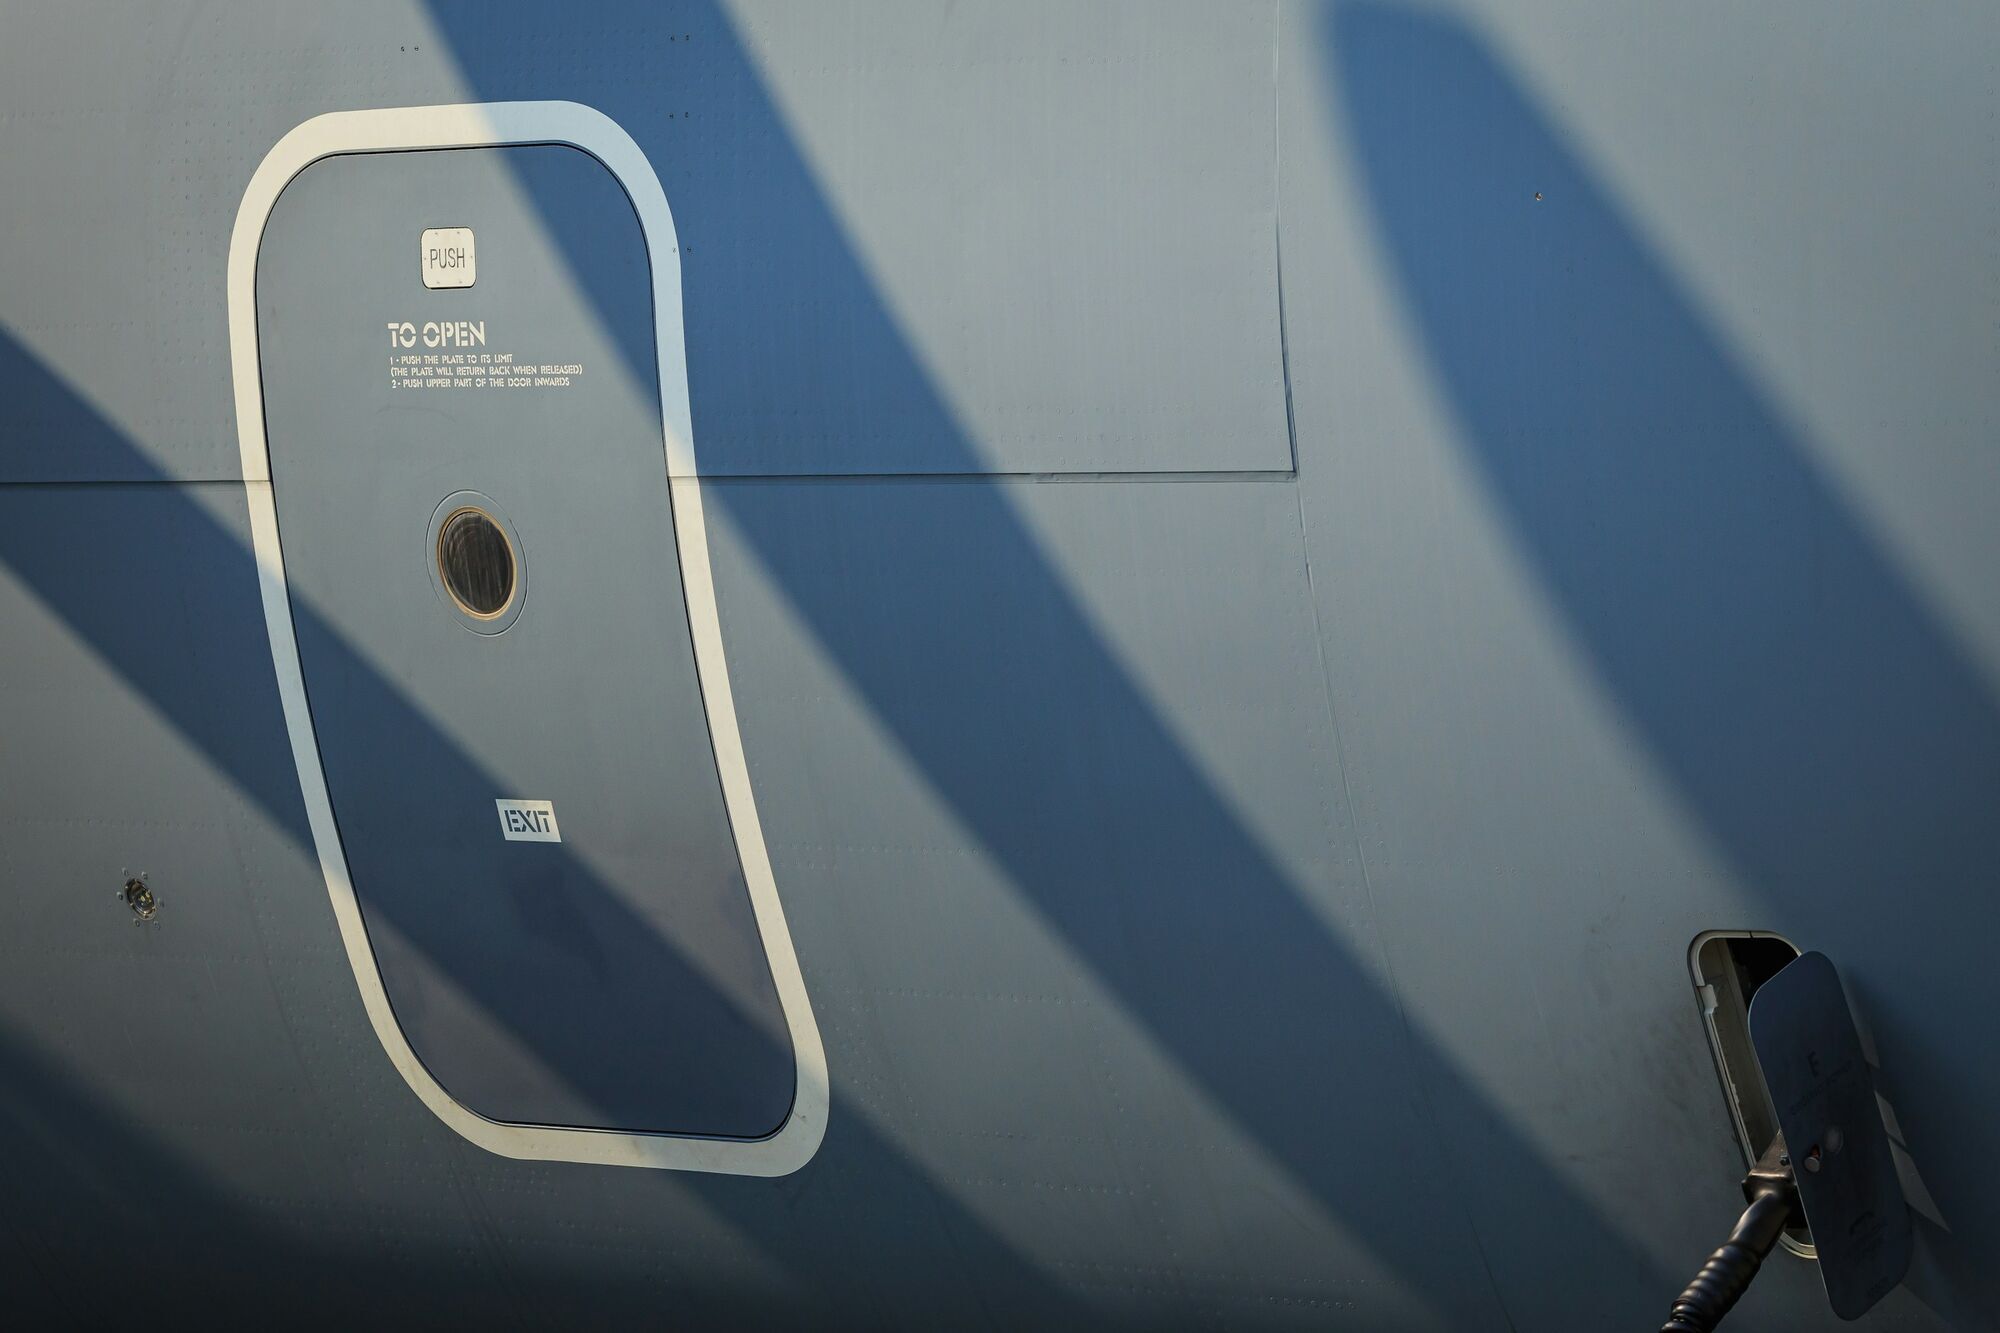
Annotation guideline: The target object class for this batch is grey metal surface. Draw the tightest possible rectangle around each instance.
[257,144,794,1135]
[0,0,1286,481]
[1,0,1998,1327]
[1278,1,1999,1327]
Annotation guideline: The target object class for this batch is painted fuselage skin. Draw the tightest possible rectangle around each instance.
[2,2,1996,1328]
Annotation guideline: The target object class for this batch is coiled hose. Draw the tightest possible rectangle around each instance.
[1659,1187,1793,1332]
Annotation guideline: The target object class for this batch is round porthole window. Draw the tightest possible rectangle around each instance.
[437,507,515,618]
[426,491,527,633]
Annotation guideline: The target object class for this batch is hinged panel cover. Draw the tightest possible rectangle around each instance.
[1750,952,1912,1319]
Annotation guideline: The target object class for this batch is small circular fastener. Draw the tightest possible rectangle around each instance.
[122,876,158,922]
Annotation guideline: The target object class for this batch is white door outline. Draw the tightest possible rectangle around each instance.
[228,102,828,1175]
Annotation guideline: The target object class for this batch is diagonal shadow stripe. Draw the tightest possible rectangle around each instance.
[1331,1,2000,1318]
[424,1,1677,1322]
[0,1021,847,1328]
[0,1022,317,1327]
[0,330,1094,1330]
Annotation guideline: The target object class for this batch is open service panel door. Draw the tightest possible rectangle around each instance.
[228,105,825,1174]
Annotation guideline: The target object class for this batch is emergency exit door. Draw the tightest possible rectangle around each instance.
[242,120,814,1161]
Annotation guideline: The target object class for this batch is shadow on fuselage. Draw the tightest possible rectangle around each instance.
[1330,2,1999,1320]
